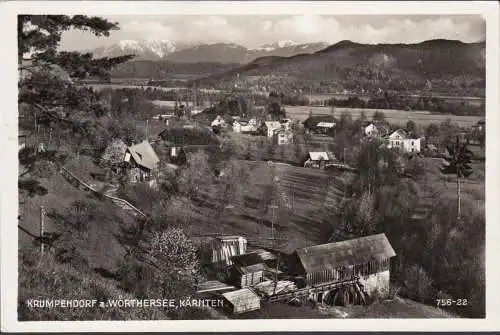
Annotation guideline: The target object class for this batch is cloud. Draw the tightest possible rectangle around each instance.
[59,15,485,51]
[119,20,175,39]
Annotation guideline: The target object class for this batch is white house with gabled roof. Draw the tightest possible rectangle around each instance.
[386,129,421,153]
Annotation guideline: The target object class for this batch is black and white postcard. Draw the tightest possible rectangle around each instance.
[1,1,499,332]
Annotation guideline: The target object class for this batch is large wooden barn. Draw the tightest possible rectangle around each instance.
[290,233,396,299]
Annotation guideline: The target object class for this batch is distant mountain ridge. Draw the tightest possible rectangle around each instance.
[88,39,330,63]
[192,39,486,95]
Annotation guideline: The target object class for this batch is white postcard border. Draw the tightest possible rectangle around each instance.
[1,1,499,332]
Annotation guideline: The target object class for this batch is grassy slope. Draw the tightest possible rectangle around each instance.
[19,155,137,272]
[185,159,348,253]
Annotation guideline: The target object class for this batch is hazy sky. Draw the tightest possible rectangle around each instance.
[60,15,486,50]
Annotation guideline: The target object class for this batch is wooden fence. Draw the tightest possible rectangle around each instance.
[59,167,147,218]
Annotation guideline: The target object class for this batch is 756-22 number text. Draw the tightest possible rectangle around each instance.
[436,298,468,307]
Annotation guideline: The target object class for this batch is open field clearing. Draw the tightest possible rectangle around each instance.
[86,83,222,93]
[187,160,349,253]
[284,105,483,127]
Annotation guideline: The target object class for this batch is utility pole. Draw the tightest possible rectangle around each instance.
[40,205,45,256]
[194,84,197,108]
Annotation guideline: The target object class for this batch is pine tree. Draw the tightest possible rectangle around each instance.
[18,15,135,151]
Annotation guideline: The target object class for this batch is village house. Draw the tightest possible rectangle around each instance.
[168,145,187,165]
[124,140,160,183]
[211,115,226,134]
[273,128,294,145]
[315,121,336,135]
[303,115,336,135]
[289,233,396,301]
[472,119,485,132]
[364,122,391,137]
[211,115,226,128]
[18,129,29,151]
[386,129,421,153]
[261,120,282,137]
[303,151,336,169]
[233,118,258,134]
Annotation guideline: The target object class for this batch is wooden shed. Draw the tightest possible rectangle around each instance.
[230,250,280,288]
[231,263,267,288]
[291,233,396,298]
[222,288,260,314]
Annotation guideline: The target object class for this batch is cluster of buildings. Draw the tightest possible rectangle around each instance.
[196,233,396,315]
[211,115,294,145]
[363,121,422,154]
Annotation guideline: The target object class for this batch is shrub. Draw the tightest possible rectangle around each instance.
[401,264,435,303]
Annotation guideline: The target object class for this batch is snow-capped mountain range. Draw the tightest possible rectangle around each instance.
[88,39,330,63]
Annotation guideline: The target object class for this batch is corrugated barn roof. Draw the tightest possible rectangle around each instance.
[296,233,396,273]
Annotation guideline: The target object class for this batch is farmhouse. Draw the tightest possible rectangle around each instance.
[303,151,336,169]
[386,129,421,153]
[124,140,160,183]
[290,233,396,298]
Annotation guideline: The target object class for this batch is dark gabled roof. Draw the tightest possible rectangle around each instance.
[295,233,396,273]
[231,250,277,268]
